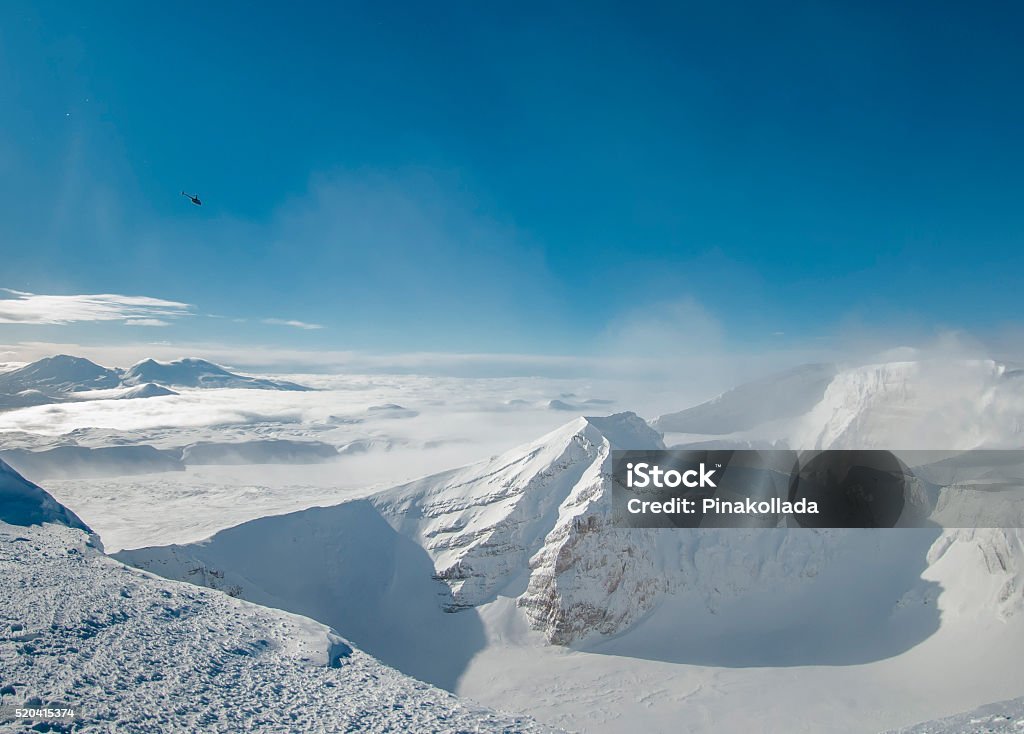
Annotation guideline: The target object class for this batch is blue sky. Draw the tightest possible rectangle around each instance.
[2,1,1023,361]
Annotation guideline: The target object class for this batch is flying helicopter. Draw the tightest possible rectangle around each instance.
[181,191,202,206]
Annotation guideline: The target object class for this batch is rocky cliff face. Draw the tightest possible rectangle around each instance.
[374,413,665,616]
[926,527,1024,621]
[514,434,670,644]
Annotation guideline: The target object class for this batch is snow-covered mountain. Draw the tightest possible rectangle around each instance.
[375,413,665,627]
[0,383,175,411]
[0,355,120,394]
[653,363,837,435]
[0,355,309,413]
[0,388,70,410]
[656,358,1024,452]
[116,413,669,683]
[115,382,178,399]
[120,403,1024,663]
[791,359,1024,449]
[121,358,312,391]
[371,407,1023,648]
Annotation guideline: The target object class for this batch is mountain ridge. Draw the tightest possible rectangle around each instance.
[0,355,311,407]
[121,357,312,390]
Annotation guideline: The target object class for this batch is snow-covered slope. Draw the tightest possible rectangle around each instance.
[116,499,489,691]
[0,355,121,394]
[653,363,837,435]
[122,358,311,391]
[791,359,1024,449]
[1,522,554,733]
[884,696,1024,733]
[655,358,1024,452]
[0,457,91,530]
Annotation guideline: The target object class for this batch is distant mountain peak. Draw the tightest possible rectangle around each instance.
[0,355,121,395]
[117,382,178,399]
[0,354,312,403]
[122,357,311,391]
[41,354,98,365]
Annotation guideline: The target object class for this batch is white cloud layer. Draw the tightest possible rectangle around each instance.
[0,289,192,326]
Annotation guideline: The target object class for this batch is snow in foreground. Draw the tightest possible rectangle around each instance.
[884,697,1024,733]
[0,521,554,733]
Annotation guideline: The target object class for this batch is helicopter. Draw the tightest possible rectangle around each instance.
[181,191,202,206]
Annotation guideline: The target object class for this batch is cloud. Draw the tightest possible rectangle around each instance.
[0,289,321,332]
[600,298,725,358]
[0,289,192,326]
[261,318,324,330]
[124,319,172,327]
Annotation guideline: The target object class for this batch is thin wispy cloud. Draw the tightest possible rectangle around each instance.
[0,289,192,326]
[262,318,324,330]
[125,319,172,327]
